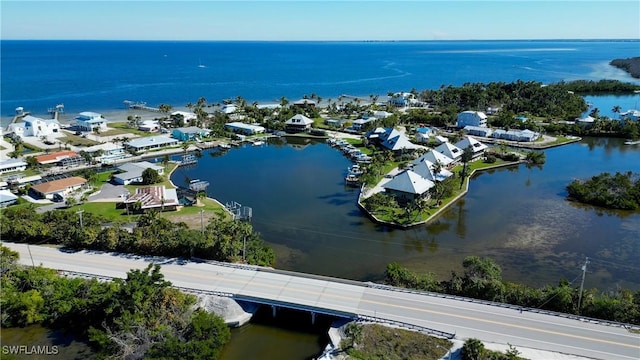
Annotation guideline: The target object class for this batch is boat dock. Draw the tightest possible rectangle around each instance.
[124,100,161,112]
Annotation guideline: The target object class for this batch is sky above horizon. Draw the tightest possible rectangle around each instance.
[1,1,639,41]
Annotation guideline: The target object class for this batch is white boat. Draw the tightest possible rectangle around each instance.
[345,174,360,184]
[348,166,364,176]
[253,140,265,146]
[218,143,231,149]
[624,139,640,145]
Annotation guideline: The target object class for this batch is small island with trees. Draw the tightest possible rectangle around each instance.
[566,171,640,210]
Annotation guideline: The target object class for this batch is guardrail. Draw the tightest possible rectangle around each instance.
[365,282,640,331]
[356,315,455,339]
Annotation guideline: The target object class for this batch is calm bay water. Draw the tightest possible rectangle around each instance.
[174,137,640,291]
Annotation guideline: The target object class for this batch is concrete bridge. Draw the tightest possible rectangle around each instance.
[5,242,640,360]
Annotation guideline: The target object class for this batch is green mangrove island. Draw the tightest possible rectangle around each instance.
[566,171,640,210]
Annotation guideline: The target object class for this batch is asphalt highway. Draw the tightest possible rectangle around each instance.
[5,242,639,360]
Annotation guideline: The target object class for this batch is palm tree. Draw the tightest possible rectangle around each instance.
[279,96,289,109]
[612,105,622,119]
[460,147,473,189]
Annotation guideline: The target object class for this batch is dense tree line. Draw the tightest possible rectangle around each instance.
[566,171,640,210]
[0,206,275,266]
[1,248,230,359]
[561,78,640,93]
[385,257,640,325]
[418,80,590,121]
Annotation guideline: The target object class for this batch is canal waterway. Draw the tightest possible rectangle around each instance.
[173,137,640,292]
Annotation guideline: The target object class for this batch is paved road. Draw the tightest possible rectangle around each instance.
[5,242,639,360]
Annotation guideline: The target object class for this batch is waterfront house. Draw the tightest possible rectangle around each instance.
[83,142,128,164]
[138,120,160,132]
[224,122,266,135]
[75,112,108,132]
[457,111,488,128]
[113,161,165,185]
[7,115,60,138]
[172,126,211,142]
[123,185,179,212]
[170,111,197,123]
[434,142,463,163]
[464,125,493,138]
[30,176,87,200]
[454,136,488,159]
[0,159,27,174]
[221,104,237,114]
[491,129,540,142]
[285,114,314,133]
[293,98,317,109]
[367,127,422,152]
[382,170,434,204]
[324,118,344,128]
[351,118,374,132]
[125,136,179,152]
[412,150,454,168]
[35,150,84,166]
[412,160,454,182]
[388,92,415,108]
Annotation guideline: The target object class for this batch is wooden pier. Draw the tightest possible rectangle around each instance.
[123,100,160,112]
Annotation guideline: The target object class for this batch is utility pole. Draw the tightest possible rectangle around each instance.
[242,235,246,263]
[76,210,84,229]
[200,209,204,236]
[577,257,590,313]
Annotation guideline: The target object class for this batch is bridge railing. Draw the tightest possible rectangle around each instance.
[356,315,455,339]
[365,282,640,331]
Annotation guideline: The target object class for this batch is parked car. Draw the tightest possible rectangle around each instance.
[52,193,64,202]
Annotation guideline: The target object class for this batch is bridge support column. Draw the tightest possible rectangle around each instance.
[311,312,316,325]
[271,305,276,318]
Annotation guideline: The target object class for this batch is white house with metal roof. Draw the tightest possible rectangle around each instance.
[7,115,60,138]
[412,160,454,183]
[454,136,488,159]
[75,112,108,131]
[125,136,179,152]
[0,159,28,174]
[367,127,423,152]
[434,142,463,163]
[412,150,454,168]
[382,170,434,203]
[224,122,266,135]
[464,125,493,137]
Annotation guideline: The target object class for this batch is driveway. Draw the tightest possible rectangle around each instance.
[88,182,129,202]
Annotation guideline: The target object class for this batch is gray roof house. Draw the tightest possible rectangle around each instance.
[285,114,314,133]
[126,136,179,152]
[382,170,434,204]
[113,161,165,185]
[434,142,463,163]
[411,150,454,167]
[454,136,488,159]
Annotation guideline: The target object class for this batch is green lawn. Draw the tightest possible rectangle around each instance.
[57,134,100,147]
[109,122,157,137]
[72,202,129,221]
[125,163,178,192]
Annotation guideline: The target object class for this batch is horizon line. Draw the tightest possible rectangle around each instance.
[2,38,639,42]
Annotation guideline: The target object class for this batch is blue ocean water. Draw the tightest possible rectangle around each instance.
[1,40,639,118]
